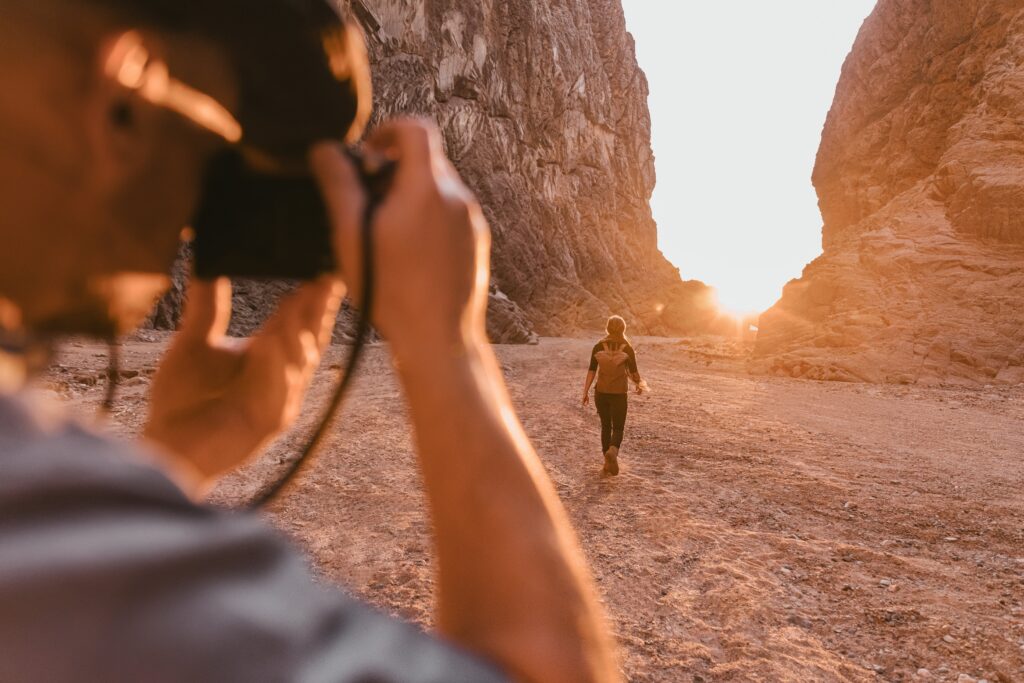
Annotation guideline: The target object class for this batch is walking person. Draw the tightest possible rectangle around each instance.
[582,316,643,475]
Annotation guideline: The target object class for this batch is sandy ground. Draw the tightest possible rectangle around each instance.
[38,335,1024,682]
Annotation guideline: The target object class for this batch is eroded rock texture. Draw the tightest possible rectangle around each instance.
[754,0,1024,384]
[152,0,719,342]
[346,0,720,337]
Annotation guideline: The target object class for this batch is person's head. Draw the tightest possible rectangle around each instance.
[0,0,367,339]
[605,315,628,342]
[0,0,238,338]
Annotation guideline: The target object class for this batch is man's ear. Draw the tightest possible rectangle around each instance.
[82,30,170,196]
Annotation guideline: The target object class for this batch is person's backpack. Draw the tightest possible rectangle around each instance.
[594,342,629,394]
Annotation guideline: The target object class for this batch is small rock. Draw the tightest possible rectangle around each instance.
[956,675,977,683]
[787,614,813,629]
[944,537,959,542]
[943,634,957,644]
[916,669,932,679]
[879,578,893,587]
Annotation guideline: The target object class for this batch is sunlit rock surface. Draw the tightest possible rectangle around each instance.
[343,0,721,338]
[153,0,719,342]
[754,0,1024,384]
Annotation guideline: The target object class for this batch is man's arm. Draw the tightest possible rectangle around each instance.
[313,121,620,683]
[398,337,615,682]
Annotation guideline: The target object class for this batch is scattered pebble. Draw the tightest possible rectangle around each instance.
[944,536,960,542]
[787,614,813,629]
[943,634,957,644]
[916,669,932,679]
[956,675,977,683]
[879,578,892,587]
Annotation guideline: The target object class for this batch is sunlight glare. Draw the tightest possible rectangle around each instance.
[622,1,876,316]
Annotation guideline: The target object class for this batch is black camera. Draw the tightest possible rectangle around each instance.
[191,151,336,280]
[183,11,374,280]
[191,148,393,280]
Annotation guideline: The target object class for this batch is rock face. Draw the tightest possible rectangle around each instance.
[754,0,1024,384]
[151,0,720,342]
[347,0,719,337]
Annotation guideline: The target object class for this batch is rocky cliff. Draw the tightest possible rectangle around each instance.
[152,0,721,343]
[753,0,1024,384]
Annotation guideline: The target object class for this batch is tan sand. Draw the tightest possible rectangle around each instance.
[40,336,1024,682]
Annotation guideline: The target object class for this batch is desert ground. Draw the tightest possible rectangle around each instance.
[39,335,1024,682]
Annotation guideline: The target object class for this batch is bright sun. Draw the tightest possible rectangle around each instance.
[712,280,784,320]
[622,1,874,324]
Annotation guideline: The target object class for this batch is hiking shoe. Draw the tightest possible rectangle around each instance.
[603,446,619,476]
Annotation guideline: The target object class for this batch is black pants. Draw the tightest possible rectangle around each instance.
[594,392,628,453]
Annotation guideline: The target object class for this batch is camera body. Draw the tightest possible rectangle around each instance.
[191,148,392,280]
[191,151,335,280]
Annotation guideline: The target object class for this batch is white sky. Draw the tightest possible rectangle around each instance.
[621,1,877,316]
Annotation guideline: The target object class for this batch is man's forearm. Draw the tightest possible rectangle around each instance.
[395,338,618,683]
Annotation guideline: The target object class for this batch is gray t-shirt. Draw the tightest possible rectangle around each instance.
[0,394,505,683]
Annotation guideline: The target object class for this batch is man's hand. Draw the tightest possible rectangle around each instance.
[143,276,342,496]
[311,119,489,363]
[582,393,590,406]
[312,120,621,682]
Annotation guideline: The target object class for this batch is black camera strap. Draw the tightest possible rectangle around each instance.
[246,181,379,508]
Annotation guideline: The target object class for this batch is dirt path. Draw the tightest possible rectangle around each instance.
[42,336,1024,682]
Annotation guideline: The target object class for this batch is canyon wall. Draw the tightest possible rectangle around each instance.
[346,0,718,339]
[754,0,1024,384]
[154,0,721,342]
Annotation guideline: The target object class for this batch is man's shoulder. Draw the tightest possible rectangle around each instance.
[0,394,506,683]
[0,393,185,506]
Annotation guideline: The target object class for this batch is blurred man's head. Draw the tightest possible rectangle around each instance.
[0,0,238,337]
[0,0,368,339]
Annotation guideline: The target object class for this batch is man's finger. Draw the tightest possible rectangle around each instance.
[257,276,344,366]
[365,118,441,182]
[180,277,231,343]
[310,142,366,296]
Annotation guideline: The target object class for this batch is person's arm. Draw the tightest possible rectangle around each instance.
[582,370,596,405]
[313,121,620,683]
[582,350,597,407]
[144,275,343,498]
[626,346,642,393]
